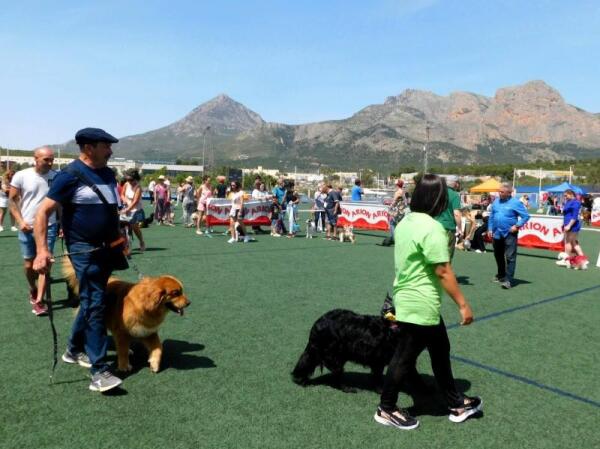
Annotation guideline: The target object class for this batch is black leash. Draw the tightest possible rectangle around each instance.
[44,243,144,382]
[46,274,58,383]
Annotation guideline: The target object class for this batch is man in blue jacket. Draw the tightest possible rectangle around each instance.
[487,184,530,289]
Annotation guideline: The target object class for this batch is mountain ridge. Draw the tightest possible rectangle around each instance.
[52,81,600,170]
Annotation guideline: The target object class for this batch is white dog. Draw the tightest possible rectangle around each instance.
[305,219,316,239]
[338,225,356,243]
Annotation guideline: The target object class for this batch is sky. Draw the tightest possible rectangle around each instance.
[1,0,599,149]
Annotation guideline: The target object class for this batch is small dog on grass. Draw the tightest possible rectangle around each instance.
[291,309,424,393]
[557,252,589,270]
[338,225,355,243]
[305,219,316,239]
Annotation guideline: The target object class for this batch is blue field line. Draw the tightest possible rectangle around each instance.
[451,355,600,409]
[446,283,600,330]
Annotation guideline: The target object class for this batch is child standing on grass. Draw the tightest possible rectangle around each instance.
[287,191,300,238]
[228,181,250,244]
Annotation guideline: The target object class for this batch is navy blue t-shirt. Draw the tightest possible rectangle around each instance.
[325,190,342,211]
[47,160,121,245]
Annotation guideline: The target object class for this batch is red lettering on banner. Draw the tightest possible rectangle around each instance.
[523,221,548,236]
[351,209,372,219]
[553,228,562,237]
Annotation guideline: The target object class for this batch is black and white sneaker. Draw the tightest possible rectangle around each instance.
[374,406,419,430]
[89,371,123,392]
[62,350,92,368]
[448,396,483,423]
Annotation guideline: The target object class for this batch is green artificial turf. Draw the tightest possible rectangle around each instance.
[1,213,599,449]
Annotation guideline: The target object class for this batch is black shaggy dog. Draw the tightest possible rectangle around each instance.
[292,309,409,393]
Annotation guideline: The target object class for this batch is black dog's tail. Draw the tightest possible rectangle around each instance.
[291,344,320,386]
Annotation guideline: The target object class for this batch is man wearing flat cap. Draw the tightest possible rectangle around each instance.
[434,175,462,261]
[33,127,125,392]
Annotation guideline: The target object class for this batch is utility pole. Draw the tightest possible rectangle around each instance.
[202,126,211,172]
[423,125,430,174]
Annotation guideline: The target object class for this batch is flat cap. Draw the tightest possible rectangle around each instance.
[75,127,119,145]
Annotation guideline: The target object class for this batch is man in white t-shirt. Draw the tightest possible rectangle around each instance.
[9,147,58,316]
[148,179,156,205]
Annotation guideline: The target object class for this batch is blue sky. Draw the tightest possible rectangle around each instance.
[1,0,598,149]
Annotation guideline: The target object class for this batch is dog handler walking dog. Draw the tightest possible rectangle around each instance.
[33,128,124,393]
[374,174,482,430]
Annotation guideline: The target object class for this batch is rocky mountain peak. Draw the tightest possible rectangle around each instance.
[494,80,564,105]
[168,94,265,136]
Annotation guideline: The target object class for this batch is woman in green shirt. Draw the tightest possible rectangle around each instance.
[374,174,482,431]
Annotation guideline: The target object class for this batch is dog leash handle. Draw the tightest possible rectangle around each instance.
[45,274,59,384]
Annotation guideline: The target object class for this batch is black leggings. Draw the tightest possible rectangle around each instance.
[379,319,464,410]
[471,225,487,252]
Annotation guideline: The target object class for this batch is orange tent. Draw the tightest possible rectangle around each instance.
[469,178,502,193]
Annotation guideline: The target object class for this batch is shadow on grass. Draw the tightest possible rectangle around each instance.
[162,339,216,370]
[103,387,128,396]
[512,278,532,286]
[105,338,216,375]
[50,377,89,386]
[456,276,473,286]
[47,298,79,311]
[516,252,557,260]
[306,372,471,404]
[303,371,473,417]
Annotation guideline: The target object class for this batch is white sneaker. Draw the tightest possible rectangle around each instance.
[243,236,250,243]
[11,226,18,232]
[475,249,482,254]
[0,226,4,232]
[204,230,210,235]
[196,230,202,235]
[556,259,568,266]
[227,237,236,244]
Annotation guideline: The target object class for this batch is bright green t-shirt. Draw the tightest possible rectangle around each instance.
[435,188,461,231]
[393,212,450,325]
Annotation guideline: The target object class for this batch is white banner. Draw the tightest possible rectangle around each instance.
[518,214,564,251]
[338,202,390,230]
[206,198,271,226]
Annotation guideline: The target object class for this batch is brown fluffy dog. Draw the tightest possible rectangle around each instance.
[62,260,190,373]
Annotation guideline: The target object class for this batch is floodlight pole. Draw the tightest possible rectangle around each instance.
[201,126,212,173]
[538,167,542,204]
[569,165,573,184]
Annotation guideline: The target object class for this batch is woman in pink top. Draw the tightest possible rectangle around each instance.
[195,175,213,235]
[154,176,170,225]
[120,169,146,252]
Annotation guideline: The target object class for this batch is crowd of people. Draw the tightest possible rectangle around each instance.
[138,174,352,243]
[2,129,596,403]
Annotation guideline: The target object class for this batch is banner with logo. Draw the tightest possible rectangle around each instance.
[518,215,564,251]
[206,198,271,226]
[337,202,390,231]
